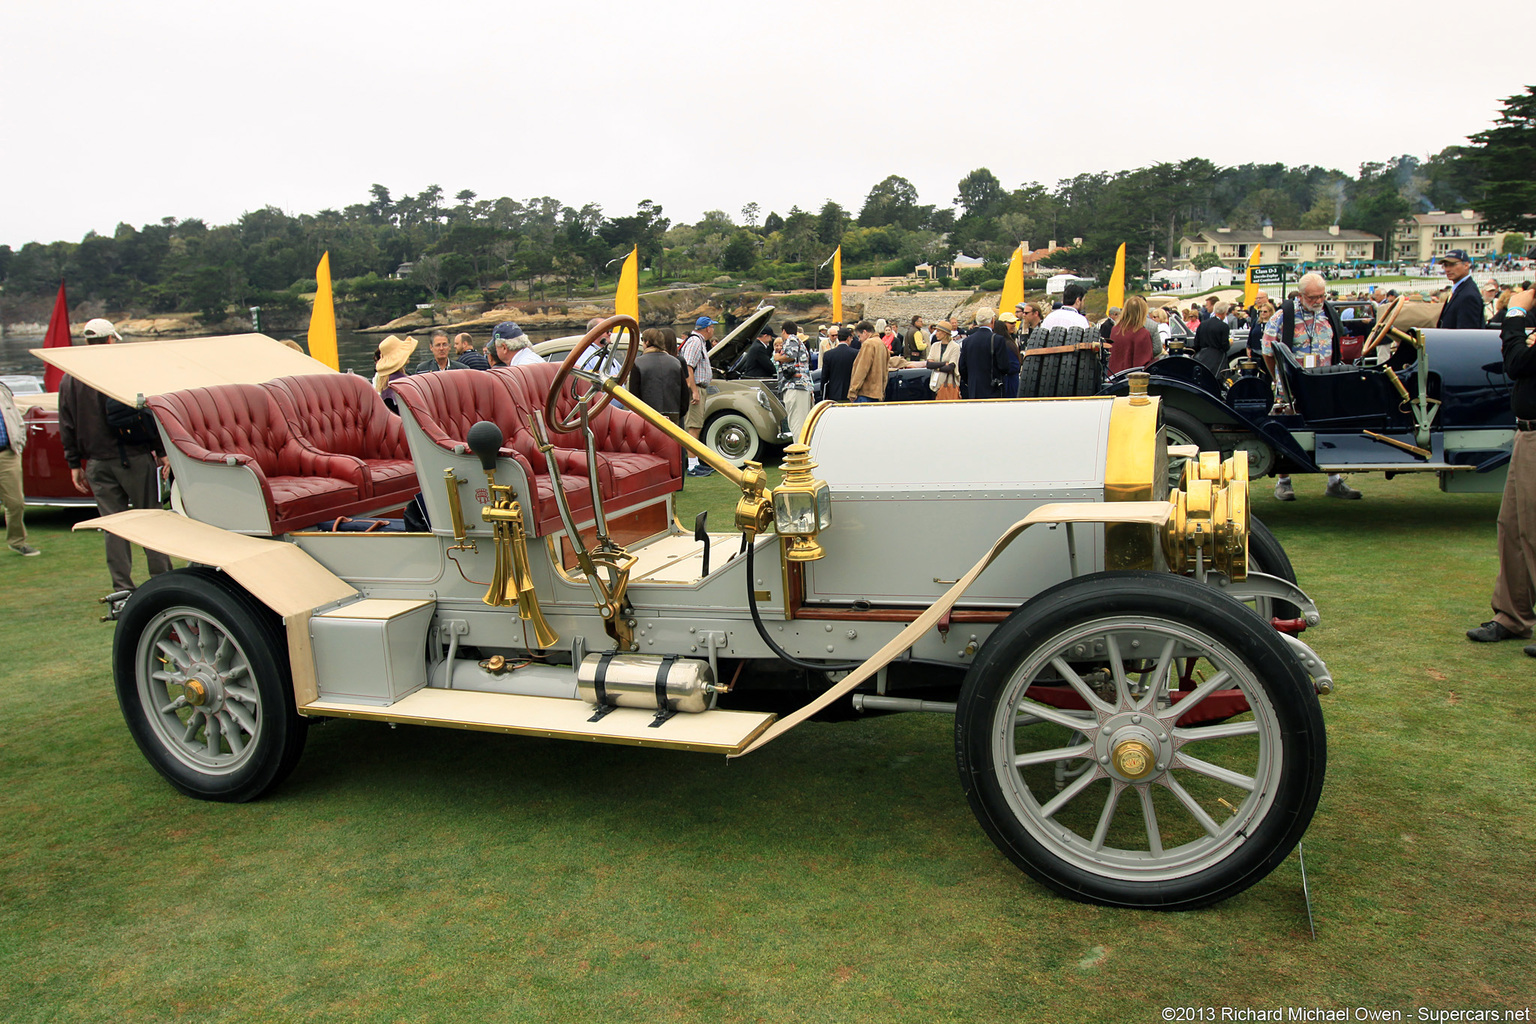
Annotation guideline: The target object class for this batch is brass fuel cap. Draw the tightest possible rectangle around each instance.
[1112,738,1156,780]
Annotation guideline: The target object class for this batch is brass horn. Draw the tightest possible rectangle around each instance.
[466,421,559,649]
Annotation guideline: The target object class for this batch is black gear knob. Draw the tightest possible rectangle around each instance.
[466,421,505,472]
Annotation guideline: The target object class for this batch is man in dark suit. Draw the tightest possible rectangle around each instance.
[1437,249,1486,329]
[819,327,857,402]
[958,308,1008,399]
[736,327,778,378]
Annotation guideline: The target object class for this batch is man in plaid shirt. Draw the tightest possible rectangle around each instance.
[774,320,813,440]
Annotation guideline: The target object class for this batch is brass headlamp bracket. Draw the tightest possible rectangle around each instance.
[734,463,774,537]
[1162,449,1249,580]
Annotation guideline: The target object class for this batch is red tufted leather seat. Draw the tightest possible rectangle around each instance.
[263,373,420,502]
[392,364,681,536]
[148,384,373,535]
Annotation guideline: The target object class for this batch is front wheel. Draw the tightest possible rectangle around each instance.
[113,567,307,802]
[955,571,1325,910]
[704,412,761,466]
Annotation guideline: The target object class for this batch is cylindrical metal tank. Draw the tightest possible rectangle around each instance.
[576,653,716,713]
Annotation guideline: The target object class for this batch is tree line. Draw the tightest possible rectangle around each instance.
[1,87,1529,328]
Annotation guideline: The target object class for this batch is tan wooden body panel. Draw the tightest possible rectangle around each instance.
[74,509,357,617]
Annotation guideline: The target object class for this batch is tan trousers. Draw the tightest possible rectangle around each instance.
[783,388,813,442]
[0,447,25,550]
[1491,429,1536,636]
[85,453,172,591]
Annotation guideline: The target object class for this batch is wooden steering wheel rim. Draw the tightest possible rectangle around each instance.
[1360,296,1404,358]
[544,314,642,433]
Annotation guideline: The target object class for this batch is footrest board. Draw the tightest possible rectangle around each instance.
[301,687,776,755]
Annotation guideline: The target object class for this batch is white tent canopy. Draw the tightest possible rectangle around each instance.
[1198,266,1235,288]
[1045,273,1092,295]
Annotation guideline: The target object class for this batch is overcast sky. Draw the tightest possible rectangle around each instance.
[2,0,1526,249]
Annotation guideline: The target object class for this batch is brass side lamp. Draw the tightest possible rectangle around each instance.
[772,444,832,562]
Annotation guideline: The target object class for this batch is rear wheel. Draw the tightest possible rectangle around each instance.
[113,568,306,802]
[955,572,1325,910]
[1162,406,1218,452]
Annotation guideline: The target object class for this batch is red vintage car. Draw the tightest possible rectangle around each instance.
[5,376,97,507]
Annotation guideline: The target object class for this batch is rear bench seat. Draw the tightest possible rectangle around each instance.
[263,373,419,503]
[391,363,682,536]
[148,383,380,535]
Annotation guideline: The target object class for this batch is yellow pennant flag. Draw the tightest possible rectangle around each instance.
[307,251,338,370]
[999,245,1025,315]
[614,246,639,347]
[1107,243,1126,311]
[831,246,842,325]
[1244,245,1262,307]
[615,246,639,319]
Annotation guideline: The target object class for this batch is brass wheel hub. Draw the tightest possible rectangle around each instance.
[1094,713,1175,784]
[182,677,209,707]
[1112,739,1155,779]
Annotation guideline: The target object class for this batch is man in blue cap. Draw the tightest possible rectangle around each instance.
[1436,250,1486,329]
[679,316,719,476]
[489,321,541,368]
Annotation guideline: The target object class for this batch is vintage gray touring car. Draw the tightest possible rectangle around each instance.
[41,319,1331,910]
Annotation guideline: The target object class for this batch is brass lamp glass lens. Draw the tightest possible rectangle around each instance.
[773,489,817,535]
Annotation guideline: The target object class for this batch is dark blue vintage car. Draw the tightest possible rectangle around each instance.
[1099,313,1514,493]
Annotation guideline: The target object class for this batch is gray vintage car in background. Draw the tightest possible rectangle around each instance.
[41,322,1332,911]
[533,307,792,465]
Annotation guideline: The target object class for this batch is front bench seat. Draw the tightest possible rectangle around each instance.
[148,384,371,535]
[390,369,596,535]
[264,373,420,502]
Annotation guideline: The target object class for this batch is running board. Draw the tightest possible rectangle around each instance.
[1313,462,1468,472]
[301,688,776,755]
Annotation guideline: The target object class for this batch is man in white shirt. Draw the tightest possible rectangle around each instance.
[1038,283,1091,330]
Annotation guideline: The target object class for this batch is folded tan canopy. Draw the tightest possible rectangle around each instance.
[32,334,337,406]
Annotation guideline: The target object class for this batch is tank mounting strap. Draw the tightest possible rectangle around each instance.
[649,654,681,728]
[587,651,620,722]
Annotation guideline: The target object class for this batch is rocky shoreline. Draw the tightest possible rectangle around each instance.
[1,283,988,342]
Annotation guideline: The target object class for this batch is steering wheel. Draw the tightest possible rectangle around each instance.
[1360,296,1404,358]
[545,314,641,433]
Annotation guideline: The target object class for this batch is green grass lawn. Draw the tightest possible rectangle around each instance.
[2,473,1533,1022]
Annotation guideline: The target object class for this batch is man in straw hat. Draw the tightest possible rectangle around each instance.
[374,335,418,414]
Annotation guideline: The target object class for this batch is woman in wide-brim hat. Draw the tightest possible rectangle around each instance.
[374,335,418,413]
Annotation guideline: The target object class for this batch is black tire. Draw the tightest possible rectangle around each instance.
[955,571,1326,910]
[113,567,307,802]
[1020,352,1043,398]
[1247,514,1301,620]
[1162,406,1219,452]
[1056,350,1081,396]
[1037,352,1061,397]
[1062,326,1086,346]
[1075,347,1102,396]
[703,412,761,466]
